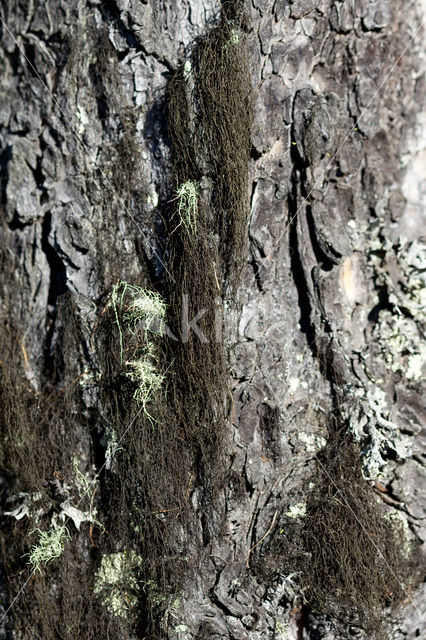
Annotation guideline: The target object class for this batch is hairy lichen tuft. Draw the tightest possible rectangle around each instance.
[125,344,164,409]
[110,281,167,360]
[124,288,167,337]
[172,180,199,235]
[26,522,70,573]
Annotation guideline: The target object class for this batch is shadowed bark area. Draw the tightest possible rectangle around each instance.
[0,1,425,639]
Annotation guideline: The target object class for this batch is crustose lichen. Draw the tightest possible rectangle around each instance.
[94,550,143,619]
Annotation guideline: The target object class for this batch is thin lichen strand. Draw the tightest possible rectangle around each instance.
[173,180,198,235]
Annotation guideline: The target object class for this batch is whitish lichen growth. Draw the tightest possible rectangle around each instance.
[276,621,289,640]
[103,426,123,470]
[183,60,192,81]
[76,105,89,134]
[297,431,327,453]
[346,384,411,478]
[368,238,426,382]
[26,522,70,572]
[343,236,426,478]
[373,312,425,381]
[172,181,198,235]
[285,502,307,519]
[125,343,164,409]
[147,190,159,208]
[174,624,190,634]
[4,492,44,522]
[94,551,143,619]
[230,28,240,45]
[385,511,412,559]
[59,499,98,531]
[110,281,167,360]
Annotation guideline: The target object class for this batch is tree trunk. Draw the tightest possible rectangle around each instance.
[0,1,424,639]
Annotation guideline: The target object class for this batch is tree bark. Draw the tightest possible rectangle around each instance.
[0,1,425,639]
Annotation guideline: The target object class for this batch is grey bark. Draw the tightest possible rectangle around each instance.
[0,0,425,639]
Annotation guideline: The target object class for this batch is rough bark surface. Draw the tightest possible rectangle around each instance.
[0,1,425,639]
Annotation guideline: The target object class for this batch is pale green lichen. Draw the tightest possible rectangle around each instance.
[368,238,425,382]
[26,522,70,573]
[297,431,326,453]
[78,367,101,388]
[172,181,198,235]
[94,550,143,619]
[230,28,240,44]
[141,578,169,609]
[125,344,164,409]
[345,235,426,478]
[183,60,192,81]
[125,289,167,337]
[170,597,181,613]
[384,511,412,559]
[276,621,289,640]
[285,502,307,519]
[73,456,92,498]
[374,312,425,380]
[108,282,166,415]
[174,625,189,634]
[110,281,167,360]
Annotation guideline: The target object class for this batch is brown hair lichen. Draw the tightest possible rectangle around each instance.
[166,0,253,284]
[0,1,254,637]
[165,0,253,481]
[258,428,418,639]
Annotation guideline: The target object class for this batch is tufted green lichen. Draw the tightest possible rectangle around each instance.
[26,522,70,573]
[125,344,164,409]
[123,288,167,338]
[110,281,167,360]
[276,621,289,640]
[107,281,166,417]
[171,181,199,235]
